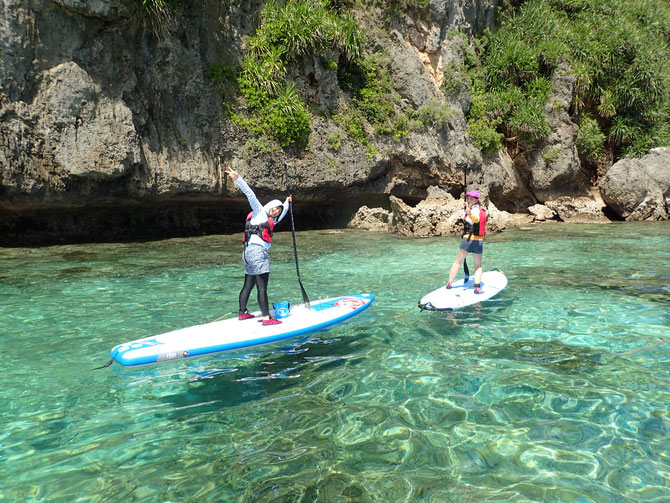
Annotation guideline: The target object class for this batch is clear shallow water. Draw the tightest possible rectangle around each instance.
[1,222,668,502]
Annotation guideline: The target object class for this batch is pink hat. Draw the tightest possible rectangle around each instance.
[465,190,480,199]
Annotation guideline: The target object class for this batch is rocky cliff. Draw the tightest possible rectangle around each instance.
[1,0,667,246]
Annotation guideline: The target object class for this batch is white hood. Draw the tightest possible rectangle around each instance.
[263,199,284,213]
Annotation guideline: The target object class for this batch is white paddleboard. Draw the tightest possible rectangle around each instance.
[418,270,507,311]
[110,294,374,366]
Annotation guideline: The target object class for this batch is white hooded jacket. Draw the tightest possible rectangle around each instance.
[235,177,289,248]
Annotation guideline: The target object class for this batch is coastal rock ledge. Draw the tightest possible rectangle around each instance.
[1,0,668,245]
[348,186,535,237]
[349,147,670,237]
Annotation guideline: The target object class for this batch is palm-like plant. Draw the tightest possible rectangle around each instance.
[273,82,303,116]
[139,0,176,38]
[239,50,286,97]
[330,14,365,61]
[576,114,606,159]
[268,82,311,146]
[467,0,670,158]
[609,117,639,145]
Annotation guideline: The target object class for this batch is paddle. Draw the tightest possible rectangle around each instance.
[463,167,470,283]
[284,162,311,309]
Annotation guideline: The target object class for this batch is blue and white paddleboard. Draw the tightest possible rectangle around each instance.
[418,270,507,311]
[110,294,374,366]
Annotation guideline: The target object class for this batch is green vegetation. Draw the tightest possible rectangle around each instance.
[208,62,238,97]
[441,62,467,98]
[327,132,346,151]
[337,53,454,149]
[576,115,606,160]
[329,0,430,14]
[333,105,377,158]
[466,0,670,159]
[212,0,439,151]
[338,52,398,136]
[542,146,561,162]
[412,99,454,129]
[155,0,670,164]
[232,0,364,147]
[243,136,279,158]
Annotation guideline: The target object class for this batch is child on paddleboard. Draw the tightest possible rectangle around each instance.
[446,190,487,294]
[226,168,292,325]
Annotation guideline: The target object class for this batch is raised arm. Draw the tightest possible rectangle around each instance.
[275,195,292,224]
[226,168,263,216]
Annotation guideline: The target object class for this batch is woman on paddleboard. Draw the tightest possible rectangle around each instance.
[226,168,292,325]
[446,190,486,294]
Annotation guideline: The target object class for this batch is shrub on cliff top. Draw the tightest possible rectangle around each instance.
[229,0,431,149]
[467,0,670,159]
[234,0,365,147]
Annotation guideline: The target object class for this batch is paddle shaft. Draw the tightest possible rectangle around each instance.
[463,167,470,282]
[284,163,311,309]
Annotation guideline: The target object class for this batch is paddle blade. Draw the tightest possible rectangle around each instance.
[300,281,311,309]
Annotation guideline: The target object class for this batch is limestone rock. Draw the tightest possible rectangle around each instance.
[348,206,391,232]
[389,191,532,237]
[38,62,141,181]
[599,147,670,220]
[0,0,667,246]
[0,61,142,203]
[482,149,536,212]
[528,204,556,221]
[525,63,590,201]
[544,191,608,223]
[424,185,452,201]
[485,202,533,232]
[390,192,461,237]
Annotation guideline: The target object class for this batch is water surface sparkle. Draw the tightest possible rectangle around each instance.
[1,223,668,502]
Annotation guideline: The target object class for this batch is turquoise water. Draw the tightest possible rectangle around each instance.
[1,222,668,502]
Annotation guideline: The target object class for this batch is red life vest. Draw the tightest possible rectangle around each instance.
[243,212,274,244]
[463,205,487,237]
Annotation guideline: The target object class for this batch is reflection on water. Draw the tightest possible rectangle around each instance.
[0,222,668,502]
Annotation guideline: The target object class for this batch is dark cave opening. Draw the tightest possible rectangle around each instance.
[0,196,387,247]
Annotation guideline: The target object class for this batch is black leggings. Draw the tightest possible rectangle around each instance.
[239,273,270,316]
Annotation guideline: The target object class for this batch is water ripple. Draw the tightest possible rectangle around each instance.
[0,223,669,502]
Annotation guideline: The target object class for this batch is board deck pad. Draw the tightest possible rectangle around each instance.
[418,270,508,311]
[110,294,374,366]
